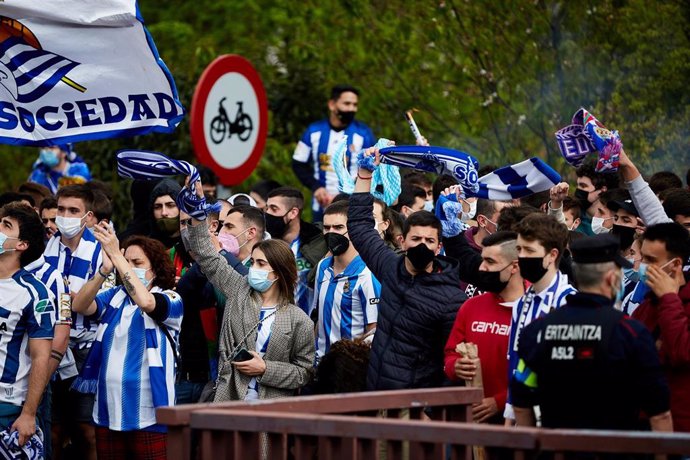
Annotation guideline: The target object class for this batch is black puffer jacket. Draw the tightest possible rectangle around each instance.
[348,193,466,390]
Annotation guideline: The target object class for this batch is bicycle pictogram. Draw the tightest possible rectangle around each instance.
[209,97,253,144]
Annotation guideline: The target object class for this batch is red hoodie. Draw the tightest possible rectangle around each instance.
[444,292,512,415]
[632,281,690,432]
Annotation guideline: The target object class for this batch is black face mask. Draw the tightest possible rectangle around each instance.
[475,265,511,293]
[156,216,180,235]
[518,257,549,284]
[265,212,289,239]
[574,188,590,208]
[406,243,436,271]
[611,224,636,250]
[325,232,350,256]
[336,110,356,125]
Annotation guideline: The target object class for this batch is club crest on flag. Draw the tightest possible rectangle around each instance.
[0,17,86,104]
[0,1,184,147]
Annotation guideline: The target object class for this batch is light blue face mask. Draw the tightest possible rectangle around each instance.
[132,267,152,288]
[423,200,434,212]
[0,232,17,255]
[638,259,674,284]
[623,265,640,284]
[39,149,60,168]
[248,268,275,292]
[614,270,625,305]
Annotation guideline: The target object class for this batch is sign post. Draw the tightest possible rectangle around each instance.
[190,55,268,185]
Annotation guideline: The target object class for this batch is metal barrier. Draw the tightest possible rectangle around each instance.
[157,387,690,460]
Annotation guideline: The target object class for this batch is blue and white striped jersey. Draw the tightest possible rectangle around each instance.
[245,306,277,400]
[292,119,375,211]
[24,256,78,380]
[44,230,102,348]
[0,270,55,406]
[313,255,381,359]
[91,286,183,432]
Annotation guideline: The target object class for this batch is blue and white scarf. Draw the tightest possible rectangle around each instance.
[116,150,221,220]
[0,426,43,460]
[377,144,559,200]
[333,138,401,205]
[434,193,469,237]
[379,145,481,196]
[555,108,622,173]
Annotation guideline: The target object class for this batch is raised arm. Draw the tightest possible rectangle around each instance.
[547,182,569,225]
[349,147,400,280]
[619,149,671,225]
[187,221,247,299]
[72,244,113,317]
[92,223,157,313]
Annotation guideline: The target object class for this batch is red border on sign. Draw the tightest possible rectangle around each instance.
[190,55,268,186]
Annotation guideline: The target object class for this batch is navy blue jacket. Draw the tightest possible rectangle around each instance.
[348,193,466,390]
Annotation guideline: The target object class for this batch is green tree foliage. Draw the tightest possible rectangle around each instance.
[1,0,688,224]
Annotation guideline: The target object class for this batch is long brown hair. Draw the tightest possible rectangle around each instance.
[121,236,176,290]
[252,239,297,305]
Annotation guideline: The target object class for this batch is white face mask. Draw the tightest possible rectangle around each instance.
[56,213,88,238]
[591,216,612,235]
[423,200,434,212]
[461,199,477,222]
[132,267,152,288]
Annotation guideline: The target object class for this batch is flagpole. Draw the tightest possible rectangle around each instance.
[61,76,86,93]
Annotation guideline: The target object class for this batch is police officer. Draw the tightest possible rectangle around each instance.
[510,234,673,432]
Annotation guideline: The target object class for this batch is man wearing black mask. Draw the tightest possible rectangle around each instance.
[292,84,375,222]
[312,200,380,362]
[573,159,620,235]
[444,231,524,425]
[348,146,466,391]
[505,213,576,423]
[264,186,327,314]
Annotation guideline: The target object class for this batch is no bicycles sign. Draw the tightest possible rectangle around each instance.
[190,55,268,185]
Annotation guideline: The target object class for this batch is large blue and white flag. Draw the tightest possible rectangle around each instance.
[469,157,561,200]
[0,1,184,146]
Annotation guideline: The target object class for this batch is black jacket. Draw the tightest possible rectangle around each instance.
[348,193,466,390]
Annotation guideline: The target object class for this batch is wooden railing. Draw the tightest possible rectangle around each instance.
[157,387,690,460]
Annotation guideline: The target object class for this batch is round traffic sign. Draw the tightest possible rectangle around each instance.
[190,55,268,185]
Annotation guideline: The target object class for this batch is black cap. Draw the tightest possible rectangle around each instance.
[607,199,639,217]
[570,234,633,268]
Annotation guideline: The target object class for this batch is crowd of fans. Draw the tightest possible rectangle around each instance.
[0,85,689,459]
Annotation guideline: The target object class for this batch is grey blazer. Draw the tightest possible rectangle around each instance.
[187,223,315,402]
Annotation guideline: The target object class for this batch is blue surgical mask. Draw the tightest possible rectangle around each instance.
[39,149,60,167]
[0,231,17,255]
[132,267,152,288]
[638,259,674,284]
[423,200,434,212]
[623,266,639,284]
[248,268,275,292]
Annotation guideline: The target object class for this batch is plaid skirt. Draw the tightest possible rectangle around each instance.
[95,426,167,460]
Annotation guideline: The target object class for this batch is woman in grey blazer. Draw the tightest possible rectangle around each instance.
[187,217,315,402]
